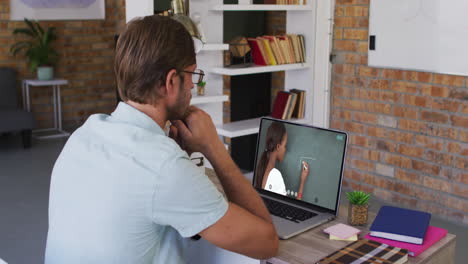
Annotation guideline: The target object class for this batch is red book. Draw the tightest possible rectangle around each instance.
[271,91,290,119]
[364,226,447,257]
[247,38,268,66]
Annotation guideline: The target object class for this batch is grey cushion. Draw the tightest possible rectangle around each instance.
[0,107,36,132]
[0,67,36,134]
[0,68,17,108]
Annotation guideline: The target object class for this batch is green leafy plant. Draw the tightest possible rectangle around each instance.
[10,18,58,72]
[197,80,206,87]
[346,190,370,205]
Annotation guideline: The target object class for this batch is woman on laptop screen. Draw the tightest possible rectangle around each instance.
[255,122,310,200]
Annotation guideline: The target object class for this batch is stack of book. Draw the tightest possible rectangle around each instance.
[316,239,408,264]
[247,34,305,66]
[366,206,447,257]
[323,223,361,241]
[271,89,306,120]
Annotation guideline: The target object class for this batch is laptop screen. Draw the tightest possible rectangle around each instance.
[253,118,347,212]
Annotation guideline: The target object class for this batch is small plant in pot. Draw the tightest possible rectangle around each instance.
[346,190,370,226]
[10,18,58,80]
[197,80,206,96]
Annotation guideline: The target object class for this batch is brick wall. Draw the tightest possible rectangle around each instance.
[331,0,467,224]
[0,0,126,131]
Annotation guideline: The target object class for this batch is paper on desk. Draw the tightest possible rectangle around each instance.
[323,223,361,239]
[329,234,358,241]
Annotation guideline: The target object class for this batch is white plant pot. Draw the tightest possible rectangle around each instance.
[37,66,54,80]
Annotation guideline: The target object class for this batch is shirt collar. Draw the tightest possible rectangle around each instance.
[111,102,165,135]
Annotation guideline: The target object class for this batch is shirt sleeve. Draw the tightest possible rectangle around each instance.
[152,153,228,238]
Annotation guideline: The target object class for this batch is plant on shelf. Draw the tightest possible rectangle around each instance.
[346,190,370,226]
[197,80,206,96]
[10,18,58,80]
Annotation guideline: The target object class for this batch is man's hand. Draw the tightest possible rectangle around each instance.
[169,106,223,157]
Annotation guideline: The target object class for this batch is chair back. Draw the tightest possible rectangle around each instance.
[0,67,18,108]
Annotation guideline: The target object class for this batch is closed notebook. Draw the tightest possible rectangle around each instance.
[316,239,408,264]
[365,226,448,257]
[370,206,431,245]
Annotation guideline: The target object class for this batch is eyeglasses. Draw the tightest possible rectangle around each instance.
[180,69,205,85]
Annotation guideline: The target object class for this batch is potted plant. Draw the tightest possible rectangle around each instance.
[10,18,58,80]
[197,80,206,96]
[346,190,370,226]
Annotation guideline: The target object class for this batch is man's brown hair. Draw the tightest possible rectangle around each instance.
[115,15,196,104]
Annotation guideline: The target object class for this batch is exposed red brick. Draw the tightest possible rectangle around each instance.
[383,70,404,80]
[395,169,421,184]
[334,64,355,75]
[390,81,418,93]
[414,135,444,151]
[394,106,418,119]
[412,160,441,176]
[450,115,468,128]
[452,184,468,198]
[344,122,365,133]
[423,177,450,193]
[429,98,460,112]
[344,6,369,17]
[354,112,377,124]
[420,111,449,124]
[398,145,425,158]
[433,74,465,87]
[335,40,358,51]
[421,85,450,98]
[358,66,380,77]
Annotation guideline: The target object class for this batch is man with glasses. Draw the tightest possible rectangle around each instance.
[45,15,278,264]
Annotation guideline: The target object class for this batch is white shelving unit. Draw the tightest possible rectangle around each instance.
[210,63,309,76]
[216,117,309,138]
[208,2,334,139]
[190,91,228,105]
[201,43,229,51]
[212,4,313,11]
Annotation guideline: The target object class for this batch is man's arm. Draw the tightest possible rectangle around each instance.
[170,107,278,259]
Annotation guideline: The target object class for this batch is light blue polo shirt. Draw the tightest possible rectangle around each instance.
[45,102,228,264]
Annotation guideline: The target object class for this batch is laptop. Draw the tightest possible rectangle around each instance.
[252,117,348,239]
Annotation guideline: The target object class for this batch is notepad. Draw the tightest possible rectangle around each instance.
[329,234,358,241]
[323,223,361,239]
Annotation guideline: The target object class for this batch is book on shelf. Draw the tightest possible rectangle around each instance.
[247,34,305,66]
[284,92,297,119]
[365,226,448,257]
[259,38,277,65]
[247,38,268,66]
[290,89,305,119]
[370,206,431,245]
[271,91,291,119]
[316,239,408,264]
[271,89,305,120]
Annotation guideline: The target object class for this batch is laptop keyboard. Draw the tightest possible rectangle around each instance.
[262,197,317,223]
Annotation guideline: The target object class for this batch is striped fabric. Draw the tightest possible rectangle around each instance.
[317,239,408,264]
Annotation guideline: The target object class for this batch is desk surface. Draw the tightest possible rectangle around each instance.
[205,169,456,264]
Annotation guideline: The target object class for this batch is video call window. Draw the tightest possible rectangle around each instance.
[254,119,346,211]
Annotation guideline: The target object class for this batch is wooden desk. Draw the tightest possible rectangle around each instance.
[205,169,456,264]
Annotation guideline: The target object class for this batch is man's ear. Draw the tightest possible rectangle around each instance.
[164,69,179,96]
